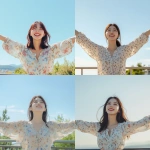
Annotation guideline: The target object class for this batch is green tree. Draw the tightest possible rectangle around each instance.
[54,114,75,149]
[51,58,75,75]
[126,63,146,75]
[0,108,10,121]
[14,68,27,74]
[0,108,12,147]
[14,58,75,75]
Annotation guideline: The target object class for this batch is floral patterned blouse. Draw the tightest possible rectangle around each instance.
[76,32,149,75]
[0,121,75,150]
[2,38,74,75]
[76,116,150,150]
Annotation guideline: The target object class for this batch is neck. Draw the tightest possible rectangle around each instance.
[108,114,118,126]
[107,40,117,51]
[33,39,41,51]
[31,112,44,124]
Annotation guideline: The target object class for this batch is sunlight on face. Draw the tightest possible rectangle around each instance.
[106,98,119,115]
[105,26,119,41]
[30,97,46,112]
[30,23,45,40]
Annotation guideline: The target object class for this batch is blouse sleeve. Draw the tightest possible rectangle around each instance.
[48,121,75,140]
[123,33,149,58]
[75,120,99,136]
[76,32,103,60]
[2,38,25,58]
[122,116,150,136]
[51,37,74,59]
[0,121,24,141]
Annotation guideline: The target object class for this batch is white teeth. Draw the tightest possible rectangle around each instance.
[34,34,40,36]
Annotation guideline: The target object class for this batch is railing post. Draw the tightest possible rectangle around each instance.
[81,69,83,75]
[129,69,132,75]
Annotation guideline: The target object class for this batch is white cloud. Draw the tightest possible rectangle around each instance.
[8,109,25,114]
[145,47,150,50]
[0,105,25,114]
[8,105,15,109]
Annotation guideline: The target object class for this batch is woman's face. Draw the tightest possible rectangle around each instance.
[30,97,46,112]
[30,23,45,40]
[105,25,119,41]
[106,98,120,115]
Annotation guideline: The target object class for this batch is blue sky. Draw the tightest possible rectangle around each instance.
[75,0,150,75]
[0,76,75,122]
[75,76,150,148]
[0,0,75,65]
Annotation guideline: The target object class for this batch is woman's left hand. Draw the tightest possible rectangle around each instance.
[145,30,150,36]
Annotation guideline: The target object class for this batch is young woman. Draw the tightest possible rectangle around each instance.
[0,96,75,150]
[75,24,150,75]
[76,96,150,150]
[0,21,75,75]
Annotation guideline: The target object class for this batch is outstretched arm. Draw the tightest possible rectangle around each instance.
[51,37,75,59]
[0,35,7,42]
[122,116,150,136]
[123,30,149,58]
[48,121,75,140]
[75,30,103,60]
[1,36,25,58]
[75,120,99,136]
[0,121,24,140]
[144,30,150,37]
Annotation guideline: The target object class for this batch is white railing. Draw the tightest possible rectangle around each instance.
[75,67,150,75]
[0,139,75,150]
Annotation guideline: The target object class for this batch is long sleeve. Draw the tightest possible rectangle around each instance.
[122,116,150,136]
[76,32,103,60]
[123,33,149,58]
[75,120,99,136]
[2,38,25,58]
[0,121,24,141]
[48,121,75,140]
[51,37,74,59]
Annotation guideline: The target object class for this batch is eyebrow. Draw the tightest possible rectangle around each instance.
[113,102,118,104]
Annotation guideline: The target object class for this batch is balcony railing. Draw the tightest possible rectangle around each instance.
[75,67,150,75]
[0,139,75,150]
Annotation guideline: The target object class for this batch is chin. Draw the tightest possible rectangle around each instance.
[107,112,117,115]
[108,38,117,41]
[33,37,42,40]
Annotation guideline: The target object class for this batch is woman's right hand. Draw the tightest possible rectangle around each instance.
[75,30,79,36]
[0,35,7,42]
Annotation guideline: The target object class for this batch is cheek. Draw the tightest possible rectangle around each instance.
[30,30,34,36]
[40,31,45,36]
[105,32,109,38]
[115,32,119,38]
[105,105,109,112]
[115,106,119,112]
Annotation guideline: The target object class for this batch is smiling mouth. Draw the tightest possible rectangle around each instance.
[109,35,115,37]
[34,33,41,36]
[108,108,114,111]
[36,105,42,108]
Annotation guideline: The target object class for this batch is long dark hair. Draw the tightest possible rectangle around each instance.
[98,96,128,132]
[28,95,48,127]
[105,24,121,47]
[27,21,50,49]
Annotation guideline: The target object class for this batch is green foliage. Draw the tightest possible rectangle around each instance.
[55,114,70,123]
[14,59,75,75]
[14,68,27,74]
[51,58,75,75]
[54,114,75,149]
[126,63,145,75]
[0,136,11,146]
[0,109,10,121]
[0,108,12,146]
